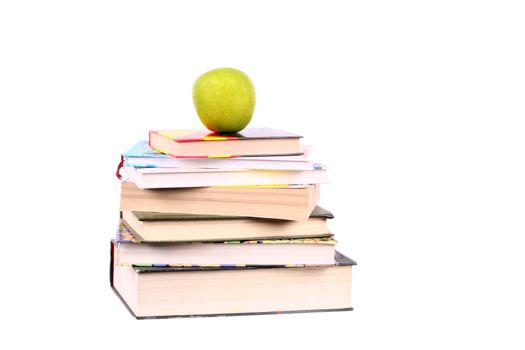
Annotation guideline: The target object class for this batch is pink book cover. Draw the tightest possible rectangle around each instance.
[148,127,303,158]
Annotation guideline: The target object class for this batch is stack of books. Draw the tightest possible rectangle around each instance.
[110,128,356,319]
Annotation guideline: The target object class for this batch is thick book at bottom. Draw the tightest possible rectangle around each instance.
[110,241,356,319]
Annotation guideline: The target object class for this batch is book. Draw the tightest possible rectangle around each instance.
[111,242,356,319]
[149,127,302,158]
[121,205,334,242]
[120,182,320,221]
[123,141,315,170]
[123,165,327,189]
[114,223,336,266]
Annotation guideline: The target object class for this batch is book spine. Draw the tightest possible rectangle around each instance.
[110,241,115,287]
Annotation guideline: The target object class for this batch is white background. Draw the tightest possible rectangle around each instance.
[1,0,524,348]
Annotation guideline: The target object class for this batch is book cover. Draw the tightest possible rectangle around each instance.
[151,127,302,143]
[123,140,171,159]
[132,205,334,222]
[129,250,356,272]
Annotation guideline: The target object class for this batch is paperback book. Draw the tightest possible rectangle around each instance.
[114,222,336,266]
[120,181,320,221]
[123,141,314,170]
[121,205,334,242]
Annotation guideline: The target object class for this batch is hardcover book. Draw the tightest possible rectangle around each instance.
[113,222,337,266]
[110,241,356,319]
[121,205,334,242]
[149,127,303,158]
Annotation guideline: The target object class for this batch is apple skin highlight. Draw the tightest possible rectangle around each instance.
[192,68,256,134]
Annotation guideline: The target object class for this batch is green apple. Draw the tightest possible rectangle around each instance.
[192,68,256,134]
